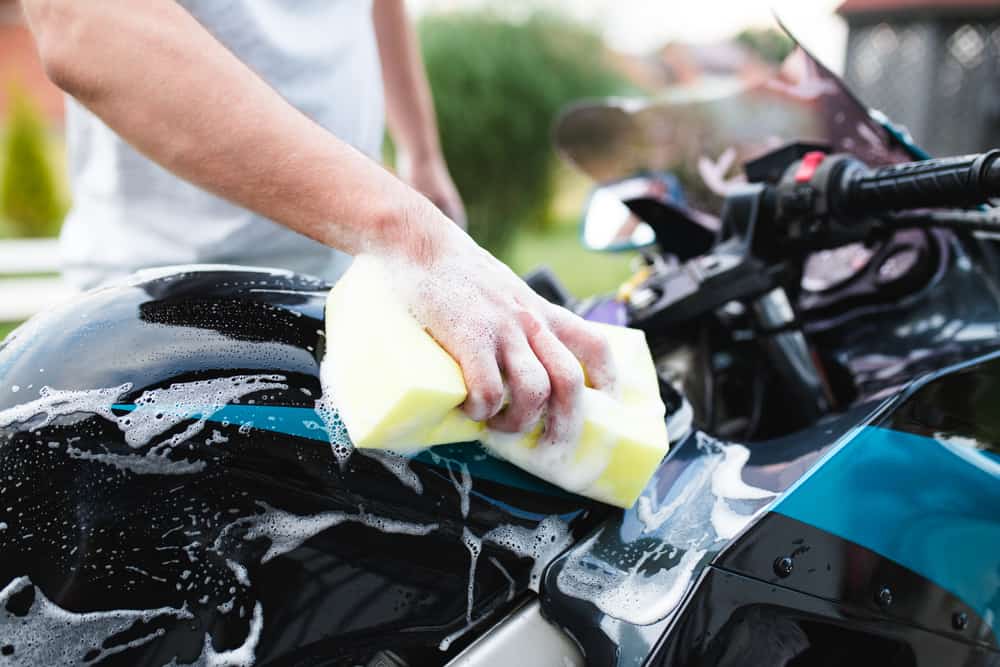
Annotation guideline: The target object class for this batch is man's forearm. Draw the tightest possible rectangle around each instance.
[373,0,442,164]
[21,0,447,262]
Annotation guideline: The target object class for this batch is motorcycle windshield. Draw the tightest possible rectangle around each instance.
[554,24,915,215]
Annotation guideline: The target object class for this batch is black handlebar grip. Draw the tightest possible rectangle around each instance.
[837,150,1000,214]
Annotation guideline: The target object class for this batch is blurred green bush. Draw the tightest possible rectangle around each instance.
[0,87,66,238]
[420,12,626,256]
[735,27,795,65]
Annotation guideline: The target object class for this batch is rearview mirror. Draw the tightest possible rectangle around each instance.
[581,186,656,252]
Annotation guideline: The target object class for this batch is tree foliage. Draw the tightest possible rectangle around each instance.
[419,13,626,255]
[735,27,795,65]
[0,88,65,237]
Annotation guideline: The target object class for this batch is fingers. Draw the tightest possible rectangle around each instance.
[548,309,616,391]
[488,332,550,433]
[458,349,505,422]
[521,313,585,445]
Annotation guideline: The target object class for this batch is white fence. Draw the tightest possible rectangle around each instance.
[0,239,74,322]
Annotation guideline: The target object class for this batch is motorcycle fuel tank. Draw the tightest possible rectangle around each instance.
[0,267,607,666]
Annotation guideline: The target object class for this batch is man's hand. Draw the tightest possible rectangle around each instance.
[398,153,467,229]
[388,203,616,444]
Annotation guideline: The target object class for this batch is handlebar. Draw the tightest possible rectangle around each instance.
[835,150,1000,214]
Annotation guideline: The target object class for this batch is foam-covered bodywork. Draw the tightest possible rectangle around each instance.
[0,267,606,666]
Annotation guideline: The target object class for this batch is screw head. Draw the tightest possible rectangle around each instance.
[875,586,893,608]
[953,611,969,630]
[773,556,794,578]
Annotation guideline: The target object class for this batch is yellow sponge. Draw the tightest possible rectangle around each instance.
[323,255,467,448]
[324,255,669,507]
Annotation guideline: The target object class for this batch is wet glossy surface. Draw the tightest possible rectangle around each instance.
[540,405,871,666]
[816,235,1000,403]
[0,268,601,665]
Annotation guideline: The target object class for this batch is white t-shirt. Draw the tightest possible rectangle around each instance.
[61,0,384,289]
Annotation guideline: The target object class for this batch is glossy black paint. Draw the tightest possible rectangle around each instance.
[815,233,1000,405]
[715,513,996,653]
[0,268,601,665]
[649,567,1000,667]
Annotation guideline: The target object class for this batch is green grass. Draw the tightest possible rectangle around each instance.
[0,321,20,340]
[503,223,638,300]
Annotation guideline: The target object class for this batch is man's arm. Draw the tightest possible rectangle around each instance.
[21,0,614,441]
[23,0,418,259]
[373,0,465,226]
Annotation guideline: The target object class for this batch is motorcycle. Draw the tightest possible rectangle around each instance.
[2,27,999,667]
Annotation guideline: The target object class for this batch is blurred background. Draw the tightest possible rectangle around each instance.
[1,0,998,338]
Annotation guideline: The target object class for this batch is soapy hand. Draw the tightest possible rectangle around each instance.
[385,210,617,445]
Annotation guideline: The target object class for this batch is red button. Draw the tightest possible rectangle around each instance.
[795,151,826,183]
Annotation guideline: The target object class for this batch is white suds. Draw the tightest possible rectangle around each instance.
[479,390,622,497]
[483,515,572,590]
[226,559,251,588]
[555,531,705,626]
[489,557,516,602]
[65,445,206,476]
[636,433,773,540]
[558,432,775,625]
[437,605,492,652]
[197,601,263,667]
[462,528,482,623]
[117,375,287,449]
[447,461,473,518]
[313,398,353,467]
[0,576,191,664]
[0,383,132,430]
[225,503,438,564]
[359,449,423,494]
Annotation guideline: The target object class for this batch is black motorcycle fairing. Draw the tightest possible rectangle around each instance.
[542,349,1000,666]
[538,405,872,666]
[714,513,996,652]
[665,353,1000,666]
[649,566,1000,667]
[817,234,1000,403]
[0,268,601,666]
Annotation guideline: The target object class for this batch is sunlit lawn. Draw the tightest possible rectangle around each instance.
[0,321,19,340]
[504,221,638,300]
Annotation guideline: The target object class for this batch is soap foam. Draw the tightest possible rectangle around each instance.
[482,421,611,496]
[483,515,572,591]
[313,396,354,467]
[555,531,705,626]
[557,433,774,625]
[223,502,438,564]
[117,375,288,449]
[359,449,423,494]
[0,576,191,664]
[461,528,482,623]
[636,433,774,540]
[0,383,132,430]
[437,457,472,518]
[488,556,516,602]
[65,445,206,476]
[195,601,263,667]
